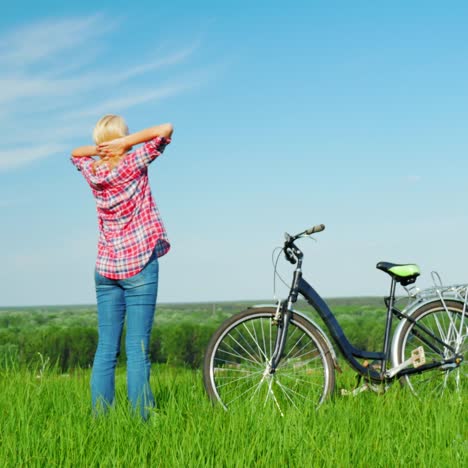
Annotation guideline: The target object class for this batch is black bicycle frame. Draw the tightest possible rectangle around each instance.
[270,270,460,382]
[298,277,386,381]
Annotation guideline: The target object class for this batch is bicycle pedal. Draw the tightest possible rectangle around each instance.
[411,346,425,368]
[385,346,426,378]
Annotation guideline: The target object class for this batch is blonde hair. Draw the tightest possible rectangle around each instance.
[93,114,129,145]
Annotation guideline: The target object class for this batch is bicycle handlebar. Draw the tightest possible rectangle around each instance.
[287,224,326,242]
[283,224,326,264]
[305,224,325,235]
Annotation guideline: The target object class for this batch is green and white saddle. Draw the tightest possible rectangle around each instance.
[376,262,420,286]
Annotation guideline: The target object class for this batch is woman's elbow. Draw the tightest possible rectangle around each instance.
[164,123,174,138]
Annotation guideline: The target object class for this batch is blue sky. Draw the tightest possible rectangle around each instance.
[1,0,468,306]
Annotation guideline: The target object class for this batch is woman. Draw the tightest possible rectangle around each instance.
[71,115,173,419]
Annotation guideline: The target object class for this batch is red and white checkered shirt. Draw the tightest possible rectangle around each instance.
[71,136,171,279]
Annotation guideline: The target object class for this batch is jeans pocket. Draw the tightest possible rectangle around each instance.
[121,255,159,289]
[95,269,113,286]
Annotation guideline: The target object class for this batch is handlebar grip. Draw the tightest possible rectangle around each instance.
[305,224,325,235]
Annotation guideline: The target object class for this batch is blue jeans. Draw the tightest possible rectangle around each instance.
[91,251,158,419]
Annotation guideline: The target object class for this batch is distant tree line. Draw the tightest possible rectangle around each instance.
[0,323,218,371]
[0,299,390,371]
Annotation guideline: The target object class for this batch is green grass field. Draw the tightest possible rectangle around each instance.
[0,299,466,466]
[1,364,466,467]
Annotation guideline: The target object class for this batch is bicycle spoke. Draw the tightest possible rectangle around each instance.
[221,332,259,365]
[277,373,323,386]
[457,309,466,347]
[265,378,285,417]
[399,302,467,397]
[214,365,257,374]
[280,340,319,366]
[442,308,459,343]
[278,349,321,370]
[432,314,447,344]
[227,335,262,365]
[274,377,318,404]
[278,371,325,388]
[216,369,265,389]
[280,326,300,359]
[217,345,261,366]
[249,375,268,401]
[224,379,264,405]
[260,319,268,358]
[273,379,298,410]
[234,323,266,363]
[229,332,263,366]
[206,309,334,411]
[242,321,269,363]
[280,328,306,362]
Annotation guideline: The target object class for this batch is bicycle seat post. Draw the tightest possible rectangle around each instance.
[382,278,397,375]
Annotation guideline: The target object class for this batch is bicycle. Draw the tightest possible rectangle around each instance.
[203,224,467,413]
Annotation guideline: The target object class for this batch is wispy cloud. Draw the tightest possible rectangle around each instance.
[0,15,208,172]
[69,84,189,120]
[0,143,69,170]
[0,15,113,67]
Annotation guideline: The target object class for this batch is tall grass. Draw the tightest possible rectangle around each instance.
[0,364,466,467]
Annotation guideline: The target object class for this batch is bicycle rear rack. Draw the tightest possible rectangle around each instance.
[399,271,468,318]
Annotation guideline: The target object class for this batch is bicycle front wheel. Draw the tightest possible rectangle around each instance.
[396,300,467,396]
[203,307,335,413]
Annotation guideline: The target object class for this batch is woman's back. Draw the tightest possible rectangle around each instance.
[71,136,171,279]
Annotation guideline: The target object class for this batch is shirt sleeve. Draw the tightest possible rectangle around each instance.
[132,136,171,170]
[71,156,94,173]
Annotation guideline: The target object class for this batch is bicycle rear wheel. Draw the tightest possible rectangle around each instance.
[396,300,467,396]
[203,307,335,413]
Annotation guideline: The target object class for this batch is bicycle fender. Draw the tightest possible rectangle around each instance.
[250,304,339,366]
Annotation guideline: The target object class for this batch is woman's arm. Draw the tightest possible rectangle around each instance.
[97,124,173,158]
[71,145,98,158]
[125,123,173,147]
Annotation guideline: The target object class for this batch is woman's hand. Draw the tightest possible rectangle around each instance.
[97,137,130,159]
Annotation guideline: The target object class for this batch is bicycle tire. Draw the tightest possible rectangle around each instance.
[203,307,335,413]
[396,300,467,396]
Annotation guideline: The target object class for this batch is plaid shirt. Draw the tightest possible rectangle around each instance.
[71,136,171,279]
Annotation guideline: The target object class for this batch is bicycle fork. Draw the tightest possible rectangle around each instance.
[269,262,303,373]
[269,301,292,373]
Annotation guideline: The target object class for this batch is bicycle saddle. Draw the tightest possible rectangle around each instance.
[376,262,420,286]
